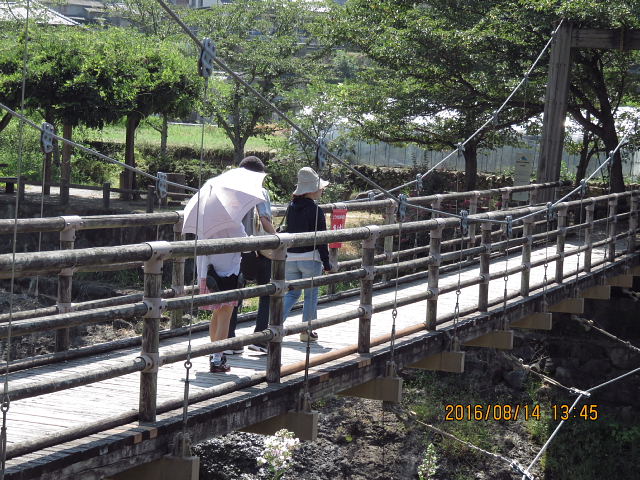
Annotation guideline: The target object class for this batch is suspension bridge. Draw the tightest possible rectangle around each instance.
[2,1,640,477]
[0,181,638,479]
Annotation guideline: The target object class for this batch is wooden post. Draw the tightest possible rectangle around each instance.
[358,229,377,353]
[146,186,155,214]
[537,21,574,200]
[629,194,639,254]
[478,222,492,312]
[103,182,111,209]
[266,238,288,384]
[17,176,25,202]
[584,201,594,273]
[467,192,479,256]
[56,216,82,352]
[425,225,442,330]
[521,215,534,297]
[608,195,618,262]
[555,204,568,284]
[170,215,186,329]
[382,200,395,282]
[139,242,170,423]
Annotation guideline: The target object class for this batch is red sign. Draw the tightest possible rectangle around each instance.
[329,208,348,248]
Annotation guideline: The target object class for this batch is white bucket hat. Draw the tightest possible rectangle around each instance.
[293,167,329,196]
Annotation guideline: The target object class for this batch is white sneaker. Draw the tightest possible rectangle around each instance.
[223,347,244,355]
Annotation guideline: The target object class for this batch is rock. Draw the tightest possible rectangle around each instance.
[608,347,638,370]
[503,369,528,390]
[581,359,610,377]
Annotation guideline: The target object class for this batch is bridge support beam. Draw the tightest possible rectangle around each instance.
[511,312,553,330]
[338,363,403,404]
[548,297,584,314]
[409,351,465,373]
[241,410,319,441]
[579,285,611,300]
[105,455,200,480]
[463,330,514,350]
[607,275,634,288]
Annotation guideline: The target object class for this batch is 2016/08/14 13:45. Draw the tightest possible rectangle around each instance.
[552,403,599,421]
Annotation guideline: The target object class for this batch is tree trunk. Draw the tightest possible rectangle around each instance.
[60,123,73,206]
[160,114,168,161]
[0,112,12,134]
[463,143,478,191]
[122,113,141,200]
[601,125,625,193]
[233,138,246,164]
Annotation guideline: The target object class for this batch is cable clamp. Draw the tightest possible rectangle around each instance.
[363,225,381,248]
[558,252,565,260]
[559,226,567,236]
[505,215,513,238]
[172,284,185,296]
[60,215,83,242]
[510,461,533,480]
[316,138,328,170]
[359,304,373,319]
[156,171,168,199]
[268,325,285,343]
[522,262,531,271]
[40,122,55,154]
[56,302,74,314]
[143,297,166,318]
[546,202,557,222]
[276,232,294,249]
[579,179,587,197]
[198,38,216,78]
[363,265,375,281]
[480,273,490,284]
[139,353,160,373]
[396,194,408,222]
[569,387,591,398]
[271,279,287,296]
[431,253,442,266]
[415,173,423,192]
[368,191,376,201]
[144,241,173,274]
[460,209,469,236]
[428,287,439,299]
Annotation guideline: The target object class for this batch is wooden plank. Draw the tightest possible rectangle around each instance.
[548,298,584,314]
[409,351,465,373]
[511,312,553,330]
[463,330,514,350]
[571,28,640,50]
[579,285,611,300]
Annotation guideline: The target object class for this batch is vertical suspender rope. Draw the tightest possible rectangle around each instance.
[181,44,215,443]
[574,181,586,294]
[1,1,31,476]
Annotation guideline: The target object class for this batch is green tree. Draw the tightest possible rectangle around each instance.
[323,0,640,192]
[188,0,321,163]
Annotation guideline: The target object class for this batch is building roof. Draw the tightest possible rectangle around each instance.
[0,2,79,25]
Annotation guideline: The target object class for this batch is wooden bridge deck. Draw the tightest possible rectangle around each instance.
[4,239,631,477]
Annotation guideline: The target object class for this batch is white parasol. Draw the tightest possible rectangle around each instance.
[182,168,266,238]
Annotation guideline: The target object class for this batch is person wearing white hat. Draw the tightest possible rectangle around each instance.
[281,167,332,342]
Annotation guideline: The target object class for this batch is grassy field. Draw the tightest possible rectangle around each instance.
[83,122,275,151]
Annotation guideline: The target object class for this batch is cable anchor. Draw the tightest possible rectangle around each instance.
[198,38,216,78]
[505,215,513,238]
[316,138,328,170]
[579,179,587,197]
[367,191,375,201]
[40,122,55,154]
[546,202,556,222]
[460,209,469,236]
[396,194,407,222]
[157,171,168,200]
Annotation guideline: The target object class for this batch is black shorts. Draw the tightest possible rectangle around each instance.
[206,264,238,292]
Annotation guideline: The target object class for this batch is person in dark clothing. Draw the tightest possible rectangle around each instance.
[281,167,332,342]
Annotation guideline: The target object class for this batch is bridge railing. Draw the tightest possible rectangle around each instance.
[1,190,638,437]
[0,192,639,458]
